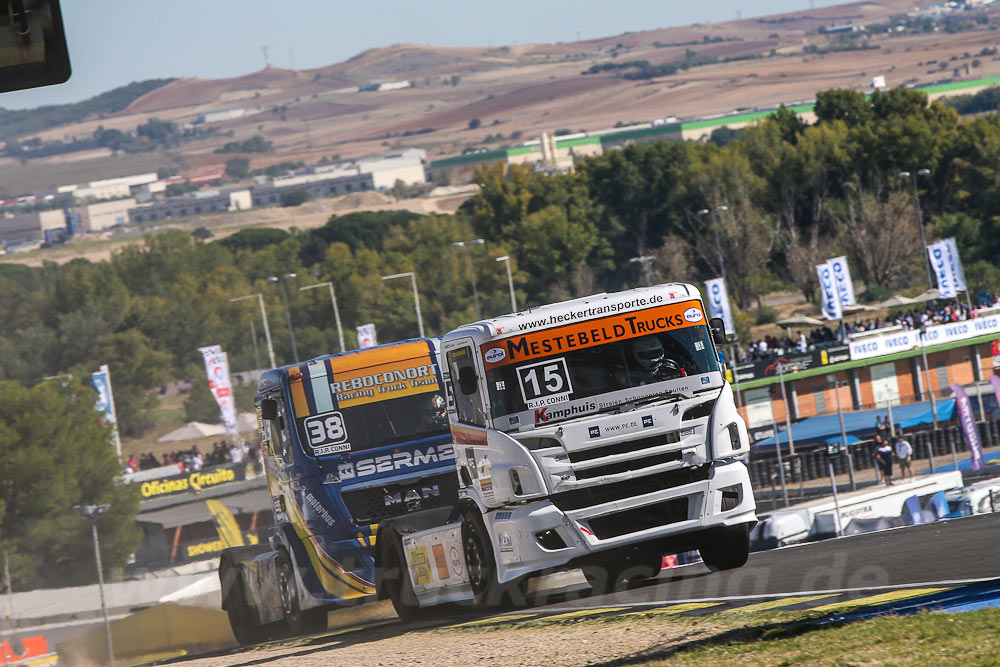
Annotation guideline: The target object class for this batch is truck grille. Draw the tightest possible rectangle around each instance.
[551,465,710,512]
[587,498,689,539]
[568,431,680,464]
[341,471,459,524]
[574,450,682,480]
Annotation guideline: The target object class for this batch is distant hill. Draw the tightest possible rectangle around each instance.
[0,78,175,140]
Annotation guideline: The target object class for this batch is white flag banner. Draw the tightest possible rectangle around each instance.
[199,345,238,436]
[817,262,843,320]
[357,323,378,349]
[927,241,957,298]
[91,364,122,456]
[704,278,734,335]
[944,237,967,292]
[827,255,856,306]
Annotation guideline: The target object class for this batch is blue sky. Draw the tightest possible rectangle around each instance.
[1,0,846,109]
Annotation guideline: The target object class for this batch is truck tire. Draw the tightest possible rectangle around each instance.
[462,508,505,609]
[276,551,328,637]
[698,524,751,572]
[220,563,258,645]
[379,527,423,622]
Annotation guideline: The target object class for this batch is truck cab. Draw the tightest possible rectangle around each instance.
[219,338,457,642]
[377,284,757,615]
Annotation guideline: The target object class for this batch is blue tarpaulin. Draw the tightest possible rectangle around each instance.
[754,398,956,452]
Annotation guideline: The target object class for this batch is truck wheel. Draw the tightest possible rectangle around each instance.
[462,508,504,608]
[583,550,661,596]
[379,527,423,622]
[699,524,751,572]
[277,551,328,637]
[221,563,258,645]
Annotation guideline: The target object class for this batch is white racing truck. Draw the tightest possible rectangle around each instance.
[376,283,757,616]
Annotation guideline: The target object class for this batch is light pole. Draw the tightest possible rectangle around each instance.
[230,294,276,368]
[300,282,345,353]
[267,273,299,363]
[899,169,934,290]
[918,324,939,431]
[776,362,796,456]
[696,205,729,282]
[828,374,856,491]
[495,256,518,313]
[383,272,425,338]
[628,255,655,286]
[73,504,114,667]
[451,239,484,320]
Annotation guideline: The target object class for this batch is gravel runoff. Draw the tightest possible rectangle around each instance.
[173,614,729,667]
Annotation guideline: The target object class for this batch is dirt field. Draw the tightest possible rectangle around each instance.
[10,0,997,195]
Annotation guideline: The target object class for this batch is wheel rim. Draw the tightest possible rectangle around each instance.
[278,561,298,620]
[465,523,487,593]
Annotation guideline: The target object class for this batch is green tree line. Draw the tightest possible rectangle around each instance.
[5,86,1000,588]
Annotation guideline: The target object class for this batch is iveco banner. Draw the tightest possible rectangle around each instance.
[199,345,238,436]
[816,262,842,320]
[944,237,967,292]
[704,278,734,335]
[928,241,957,298]
[827,256,856,307]
[950,383,985,470]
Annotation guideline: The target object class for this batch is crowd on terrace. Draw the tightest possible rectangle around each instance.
[738,297,1000,364]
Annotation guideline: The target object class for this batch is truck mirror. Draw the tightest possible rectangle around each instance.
[458,366,478,395]
[0,0,72,94]
[709,317,726,345]
[260,398,278,420]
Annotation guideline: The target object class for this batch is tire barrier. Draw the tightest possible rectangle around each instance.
[749,418,1000,490]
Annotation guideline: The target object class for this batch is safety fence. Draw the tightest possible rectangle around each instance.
[747,418,1000,491]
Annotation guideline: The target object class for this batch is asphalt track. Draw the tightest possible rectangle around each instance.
[158,512,1000,665]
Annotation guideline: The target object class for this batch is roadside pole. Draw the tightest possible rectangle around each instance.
[826,443,844,537]
[769,415,790,508]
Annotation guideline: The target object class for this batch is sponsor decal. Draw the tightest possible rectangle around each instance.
[603,419,639,434]
[484,347,506,364]
[138,464,243,498]
[495,511,513,520]
[305,492,336,526]
[701,376,710,385]
[408,546,433,585]
[683,306,704,323]
[336,444,455,480]
[483,300,706,370]
[186,531,260,559]
[642,415,654,428]
[330,362,438,408]
[432,543,450,580]
[450,546,464,576]
[509,414,520,426]
[498,531,514,553]
[534,401,597,424]
[588,426,601,438]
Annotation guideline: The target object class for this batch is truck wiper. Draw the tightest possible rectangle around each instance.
[598,390,690,415]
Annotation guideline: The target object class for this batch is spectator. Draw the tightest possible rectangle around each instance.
[875,438,894,486]
[895,434,914,482]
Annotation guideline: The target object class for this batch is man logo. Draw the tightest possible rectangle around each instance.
[684,307,703,323]
[484,347,506,364]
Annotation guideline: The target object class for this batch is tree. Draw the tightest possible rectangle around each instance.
[834,186,923,290]
[225,157,250,180]
[137,117,176,142]
[468,118,481,130]
[0,378,141,590]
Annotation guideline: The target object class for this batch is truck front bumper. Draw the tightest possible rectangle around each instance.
[487,459,756,583]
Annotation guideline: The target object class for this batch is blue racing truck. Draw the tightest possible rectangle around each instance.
[219,339,457,642]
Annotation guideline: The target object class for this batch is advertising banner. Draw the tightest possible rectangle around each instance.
[848,329,920,360]
[828,256,856,307]
[950,383,985,470]
[816,262,842,320]
[704,278,734,335]
[920,315,1000,347]
[944,237,967,292]
[357,323,377,349]
[199,345,237,436]
[135,460,248,499]
[91,364,122,456]
[732,345,851,383]
[928,241,957,298]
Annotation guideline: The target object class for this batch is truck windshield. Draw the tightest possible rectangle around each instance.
[289,347,450,458]
[482,300,721,426]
